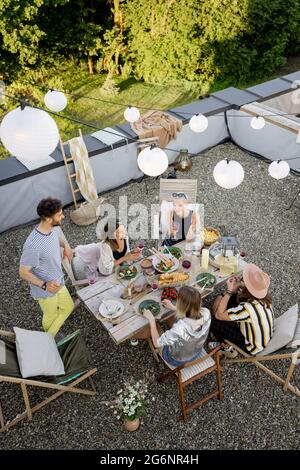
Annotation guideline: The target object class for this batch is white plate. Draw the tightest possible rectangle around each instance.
[153,254,179,273]
[98,299,125,320]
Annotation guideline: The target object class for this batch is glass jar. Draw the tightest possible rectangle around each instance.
[175,149,192,172]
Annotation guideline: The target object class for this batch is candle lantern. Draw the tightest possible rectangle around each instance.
[220,237,239,258]
[175,149,192,172]
[215,237,239,276]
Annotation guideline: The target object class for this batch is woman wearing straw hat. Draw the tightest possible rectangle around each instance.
[211,264,274,356]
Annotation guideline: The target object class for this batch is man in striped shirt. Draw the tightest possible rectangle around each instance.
[19,198,74,337]
[211,264,274,355]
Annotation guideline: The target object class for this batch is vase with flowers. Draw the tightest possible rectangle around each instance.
[111,380,148,431]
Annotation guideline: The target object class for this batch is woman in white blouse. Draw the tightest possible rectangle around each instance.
[72,219,140,279]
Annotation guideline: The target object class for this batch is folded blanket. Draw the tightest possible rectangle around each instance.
[132,110,182,148]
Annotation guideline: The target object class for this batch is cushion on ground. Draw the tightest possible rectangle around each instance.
[258,304,298,356]
[161,348,215,382]
[14,327,65,378]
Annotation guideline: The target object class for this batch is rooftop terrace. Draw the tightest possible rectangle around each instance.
[0,142,299,450]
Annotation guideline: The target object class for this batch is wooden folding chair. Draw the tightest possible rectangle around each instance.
[157,346,222,421]
[223,304,300,398]
[159,178,198,203]
[0,330,97,432]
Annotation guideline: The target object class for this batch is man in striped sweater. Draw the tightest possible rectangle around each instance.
[19,197,74,337]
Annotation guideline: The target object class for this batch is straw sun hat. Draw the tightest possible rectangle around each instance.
[242,263,270,299]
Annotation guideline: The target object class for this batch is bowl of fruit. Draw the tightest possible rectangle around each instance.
[161,287,178,305]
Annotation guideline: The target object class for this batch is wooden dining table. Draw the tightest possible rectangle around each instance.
[76,242,248,346]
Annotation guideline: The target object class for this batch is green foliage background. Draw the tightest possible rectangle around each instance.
[1,0,299,85]
[0,0,299,158]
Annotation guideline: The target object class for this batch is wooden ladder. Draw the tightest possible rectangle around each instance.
[60,129,84,209]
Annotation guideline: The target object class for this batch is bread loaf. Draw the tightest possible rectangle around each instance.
[158,272,189,285]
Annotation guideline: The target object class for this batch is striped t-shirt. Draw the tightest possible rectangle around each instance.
[20,227,64,299]
[226,300,274,355]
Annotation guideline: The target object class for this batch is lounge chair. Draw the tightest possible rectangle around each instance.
[0,330,97,432]
[223,304,300,397]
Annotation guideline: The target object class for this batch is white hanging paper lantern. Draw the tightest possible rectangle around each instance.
[268,160,290,179]
[189,114,208,133]
[44,89,67,112]
[124,106,140,123]
[137,146,168,176]
[291,80,300,89]
[250,115,265,130]
[213,159,244,189]
[0,106,59,161]
[291,89,300,105]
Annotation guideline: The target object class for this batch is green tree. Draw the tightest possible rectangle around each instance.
[124,0,203,83]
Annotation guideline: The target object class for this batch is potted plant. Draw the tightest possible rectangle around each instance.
[112,380,148,431]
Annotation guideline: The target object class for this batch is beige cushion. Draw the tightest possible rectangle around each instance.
[258,304,298,356]
[161,349,215,382]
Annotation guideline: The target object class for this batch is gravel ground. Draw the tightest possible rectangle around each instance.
[0,142,299,450]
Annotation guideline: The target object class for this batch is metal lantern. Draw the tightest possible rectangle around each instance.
[220,236,239,258]
[175,149,192,172]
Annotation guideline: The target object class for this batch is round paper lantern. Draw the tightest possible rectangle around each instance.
[213,159,244,189]
[137,146,168,176]
[44,90,67,112]
[250,115,265,130]
[189,114,208,133]
[0,106,59,161]
[124,106,140,123]
[291,89,300,105]
[268,160,290,179]
[291,80,300,89]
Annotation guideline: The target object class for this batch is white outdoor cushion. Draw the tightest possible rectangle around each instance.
[258,304,298,356]
[14,327,65,378]
[286,318,300,349]
[161,349,215,382]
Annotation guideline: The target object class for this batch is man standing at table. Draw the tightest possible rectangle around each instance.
[19,197,74,337]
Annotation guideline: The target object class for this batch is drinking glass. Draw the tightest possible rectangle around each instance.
[136,240,144,260]
[184,241,193,256]
[173,222,180,240]
[86,267,96,285]
[151,281,158,292]
[192,241,202,257]
[136,240,144,253]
